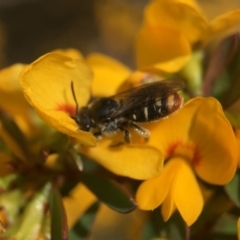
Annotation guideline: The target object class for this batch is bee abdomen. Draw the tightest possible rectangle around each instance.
[127,92,183,122]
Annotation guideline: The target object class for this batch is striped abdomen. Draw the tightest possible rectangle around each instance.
[126,92,183,123]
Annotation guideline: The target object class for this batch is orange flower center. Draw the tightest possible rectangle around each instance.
[166,141,201,166]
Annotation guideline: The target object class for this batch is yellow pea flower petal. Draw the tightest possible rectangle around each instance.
[135,24,191,73]
[177,0,202,11]
[136,158,178,209]
[161,187,176,222]
[137,158,203,226]
[189,98,237,184]
[53,48,84,60]
[0,121,27,163]
[205,9,240,43]
[81,140,163,180]
[19,52,97,146]
[144,0,208,44]
[0,64,35,135]
[86,53,131,96]
[172,158,203,226]
[63,183,96,228]
[148,97,237,185]
[136,0,240,74]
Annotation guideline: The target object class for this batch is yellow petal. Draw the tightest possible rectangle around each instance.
[86,53,131,97]
[0,64,35,135]
[177,0,202,12]
[161,188,176,222]
[144,0,208,44]
[148,97,238,185]
[238,218,240,240]
[148,99,192,157]
[81,140,163,180]
[0,121,27,163]
[19,52,97,146]
[63,183,96,228]
[189,98,238,184]
[172,158,203,226]
[135,24,191,73]
[136,158,178,209]
[53,48,84,60]
[204,9,240,43]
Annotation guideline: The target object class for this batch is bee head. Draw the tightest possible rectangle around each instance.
[70,81,92,132]
[71,107,92,132]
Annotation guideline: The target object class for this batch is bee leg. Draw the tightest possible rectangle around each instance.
[109,127,130,147]
[119,126,131,144]
[128,122,150,142]
[93,131,102,140]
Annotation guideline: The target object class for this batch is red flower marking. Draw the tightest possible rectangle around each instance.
[56,104,76,117]
[166,141,201,166]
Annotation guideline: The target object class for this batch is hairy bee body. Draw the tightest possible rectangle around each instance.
[71,79,185,143]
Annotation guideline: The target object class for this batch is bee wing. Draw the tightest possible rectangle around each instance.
[110,79,185,118]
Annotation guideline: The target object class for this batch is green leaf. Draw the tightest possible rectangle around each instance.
[212,213,238,235]
[45,131,70,153]
[81,174,136,213]
[69,201,99,239]
[2,183,51,240]
[0,189,26,224]
[141,209,185,240]
[191,187,234,238]
[50,185,68,240]
[208,235,237,240]
[225,170,240,207]
[0,174,17,190]
[224,111,240,128]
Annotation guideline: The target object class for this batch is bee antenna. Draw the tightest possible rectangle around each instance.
[71,81,79,116]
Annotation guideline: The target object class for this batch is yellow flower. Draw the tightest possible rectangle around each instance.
[0,64,38,166]
[63,184,96,228]
[19,51,163,180]
[0,64,34,135]
[53,49,132,96]
[19,52,96,146]
[86,53,131,97]
[136,0,240,73]
[136,97,238,226]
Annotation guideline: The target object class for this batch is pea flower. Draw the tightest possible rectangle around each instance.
[0,58,100,238]
[0,64,35,167]
[136,0,240,73]
[136,97,238,226]
[19,51,163,180]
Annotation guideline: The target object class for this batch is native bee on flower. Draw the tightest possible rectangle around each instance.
[71,78,185,143]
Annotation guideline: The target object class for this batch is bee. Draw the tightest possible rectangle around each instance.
[71,78,185,143]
